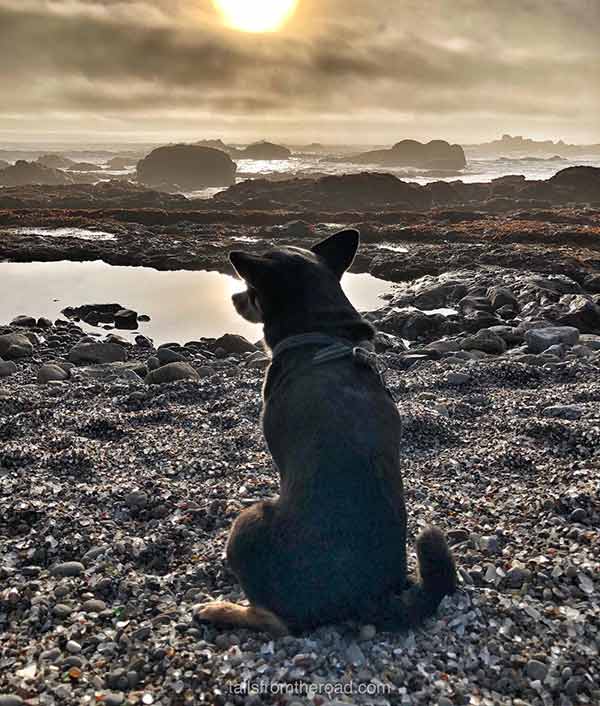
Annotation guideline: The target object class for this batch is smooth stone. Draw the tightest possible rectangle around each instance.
[69,342,127,364]
[38,364,69,384]
[526,659,548,682]
[213,334,256,355]
[145,362,200,385]
[51,561,85,577]
[157,347,185,364]
[0,696,24,706]
[10,315,37,327]
[0,361,17,378]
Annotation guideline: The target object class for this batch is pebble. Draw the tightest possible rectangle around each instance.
[51,561,85,577]
[66,640,81,654]
[447,371,470,386]
[526,659,548,682]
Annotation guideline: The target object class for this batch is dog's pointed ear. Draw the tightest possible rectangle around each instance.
[229,251,271,287]
[311,229,359,279]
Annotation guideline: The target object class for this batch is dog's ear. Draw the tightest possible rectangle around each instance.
[311,229,359,279]
[229,251,271,287]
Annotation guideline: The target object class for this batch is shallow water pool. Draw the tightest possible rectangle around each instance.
[0,260,393,345]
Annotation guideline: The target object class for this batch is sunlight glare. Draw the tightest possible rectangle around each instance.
[212,0,299,33]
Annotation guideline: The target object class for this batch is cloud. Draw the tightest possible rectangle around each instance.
[0,0,598,143]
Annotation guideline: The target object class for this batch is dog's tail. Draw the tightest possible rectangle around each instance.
[376,526,457,630]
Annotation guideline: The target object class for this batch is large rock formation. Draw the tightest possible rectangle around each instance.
[233,141,292,160]
[348,140,467,170]
[215,172,432,209]
[137,145,237,191]
[549,166,600,202]
[0,160,74,187]
[37,154,76,169]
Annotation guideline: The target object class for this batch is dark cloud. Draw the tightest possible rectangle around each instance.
[0,0,598,142]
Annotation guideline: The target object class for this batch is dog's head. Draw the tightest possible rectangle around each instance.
[229,229,373,348]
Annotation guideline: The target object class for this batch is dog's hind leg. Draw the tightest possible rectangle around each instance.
[193,601,289,637]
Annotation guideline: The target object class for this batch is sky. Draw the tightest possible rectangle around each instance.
[0,0,599,145]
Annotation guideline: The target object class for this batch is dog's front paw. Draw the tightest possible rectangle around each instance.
[193,601,237,625]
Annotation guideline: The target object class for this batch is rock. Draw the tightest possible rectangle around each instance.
[157,347,185,364]
[114,309,138,329]
[137,144,236,190]
[487,286,519,311]
[125,490,149,509]
[10,315,37,327]
[145,362,200,385]
[0,361,17,378]
[360,624,377,640]
[66,640,81,654]
[505,566,531,587]
[447,528,470,544]
[570,508,587,523]
[216,172,432,210]
[349,139,467,170]
[0,160,73,187]
[38,364,69,384]
[462,330,507,355]
[557,295,600,332]
[542,404,585,420]
[69,342,128,364]
[447,371,470,386]
[82,599,107,613]
[245,352,270,369]
[0,696,24,706]
[549,166,600,201]
[0,333,33,359]
[103,694,125,706]
[214,334,256,355]
[51,561,85,577]
[37,317,53,328]
[526,659,548,682]
[525,326,579,353]
[235,141,291,160]
[135,335,153,348]
[147,356,160,371]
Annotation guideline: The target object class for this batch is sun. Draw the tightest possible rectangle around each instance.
[212,0,299,33]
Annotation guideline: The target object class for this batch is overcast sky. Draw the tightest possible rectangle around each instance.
[0,0,598,145]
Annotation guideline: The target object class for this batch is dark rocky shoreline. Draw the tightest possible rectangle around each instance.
[1,174,600,705]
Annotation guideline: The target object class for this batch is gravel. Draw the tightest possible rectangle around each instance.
[0,307,599,706]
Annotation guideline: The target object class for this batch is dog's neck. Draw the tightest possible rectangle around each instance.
[262,309,374,352]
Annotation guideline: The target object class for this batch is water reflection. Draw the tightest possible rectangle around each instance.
[0,261,392,345]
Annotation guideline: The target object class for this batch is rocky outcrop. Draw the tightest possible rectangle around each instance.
[137,145,237,191]
[549,167,600,202]
[36,154,75,169]
[215,172,432,210]
[232,141,291,160]
[0,161,74,187]
[348,140,467,170]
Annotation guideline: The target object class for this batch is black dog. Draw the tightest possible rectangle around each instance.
[195,229,456,635]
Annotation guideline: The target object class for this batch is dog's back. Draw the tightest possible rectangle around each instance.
[195,229,457,636]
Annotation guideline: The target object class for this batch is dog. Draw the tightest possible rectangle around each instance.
[194,229,456,636]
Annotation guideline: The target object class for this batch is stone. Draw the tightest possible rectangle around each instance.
[569,508,587,523]
[10,315,37,327]
[235,141,292,160]
[0,696,24,706]
[83,599,107,613]
[447,371,470,386]
[69,342,128,364]
[487,286,519,311]
[51,561,85,577]
[0,160,73,187]
[525,326,579,353]
[0,333,33,359]
[38,364,69,384]
[37,317,53,328]
[157,347,185,364]
[245,352,270,369]
[526,659,548,682]
[213,334,257,355]
[0,361,17,378]
[147,356,160,371]
[557,295,600,332]
[145,362,200,385]
[462,329,507,355]
[114,309,138,329]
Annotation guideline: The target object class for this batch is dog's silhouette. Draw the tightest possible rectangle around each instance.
[195,229,456,635]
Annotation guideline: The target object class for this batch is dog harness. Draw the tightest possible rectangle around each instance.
[268,333,393,400]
